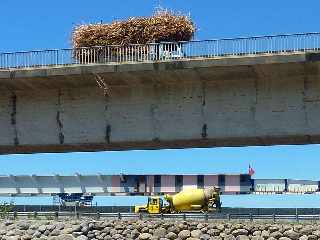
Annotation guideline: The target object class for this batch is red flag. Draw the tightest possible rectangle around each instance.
[248,165,255,176]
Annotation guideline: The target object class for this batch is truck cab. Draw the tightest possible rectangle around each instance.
[134,196,164,214]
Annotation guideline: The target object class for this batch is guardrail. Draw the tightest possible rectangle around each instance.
[0,32,320,69]
[3,211,320,222]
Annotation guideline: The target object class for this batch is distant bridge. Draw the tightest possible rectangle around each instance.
[0,174,318,197]
[0,33,320,154]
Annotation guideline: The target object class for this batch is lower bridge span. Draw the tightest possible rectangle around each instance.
[0,174,318,196]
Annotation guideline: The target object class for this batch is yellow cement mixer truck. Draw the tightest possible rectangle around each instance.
[134,187,221,214]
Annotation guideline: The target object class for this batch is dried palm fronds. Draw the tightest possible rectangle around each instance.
[72,10,195,48]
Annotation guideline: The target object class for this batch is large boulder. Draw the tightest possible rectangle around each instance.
[283,230,300,240]
[178,230,191,240]
[139,233,152,240]
[191,229,202,238]
[232,229,249,237]
[166,232,177,240]
[153,227,167,238]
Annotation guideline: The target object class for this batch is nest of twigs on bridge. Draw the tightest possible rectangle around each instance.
[72,10,195,48]
[71,10,195,63]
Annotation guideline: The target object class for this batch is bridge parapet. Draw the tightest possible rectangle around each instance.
[1,32,320,70]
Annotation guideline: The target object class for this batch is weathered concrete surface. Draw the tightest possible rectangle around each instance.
[0,52,319,154]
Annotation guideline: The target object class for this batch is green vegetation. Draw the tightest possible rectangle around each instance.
[0,201,14,218]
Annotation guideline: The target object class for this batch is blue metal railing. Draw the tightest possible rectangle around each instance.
[1,32,320,69]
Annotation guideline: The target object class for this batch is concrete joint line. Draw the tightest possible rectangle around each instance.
[10,92,19,146]
[56,89,64,144]
[202,124,208,139]
[105,124,111,144]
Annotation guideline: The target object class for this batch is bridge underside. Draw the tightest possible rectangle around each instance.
[0,53,320,154]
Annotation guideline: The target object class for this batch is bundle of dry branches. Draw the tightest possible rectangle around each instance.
[72,10,195,48]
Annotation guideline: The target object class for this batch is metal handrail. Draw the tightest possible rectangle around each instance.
[1,32,320,69]
[2,211,320,222]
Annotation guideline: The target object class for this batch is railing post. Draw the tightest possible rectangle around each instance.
[56,49,59,66]
[161,213,164,220]
[250,213,253,222]
[227,214,230,221]
[183,213,186,221]
[13,211,17,220]
[118,212,121,220]
[273,213,276,223]
[96,211,100,220]
[204,212,208,222]
[55,211,58,220]
[33,211,37,219]
[296,208,299,222]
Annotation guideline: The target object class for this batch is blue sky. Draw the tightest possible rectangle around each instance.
[1,0,320,207]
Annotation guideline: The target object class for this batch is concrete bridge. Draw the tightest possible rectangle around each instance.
[0,33,320,154]
[0,173,317,196]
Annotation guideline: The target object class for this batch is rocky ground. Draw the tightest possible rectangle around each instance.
[0,219,319,240]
